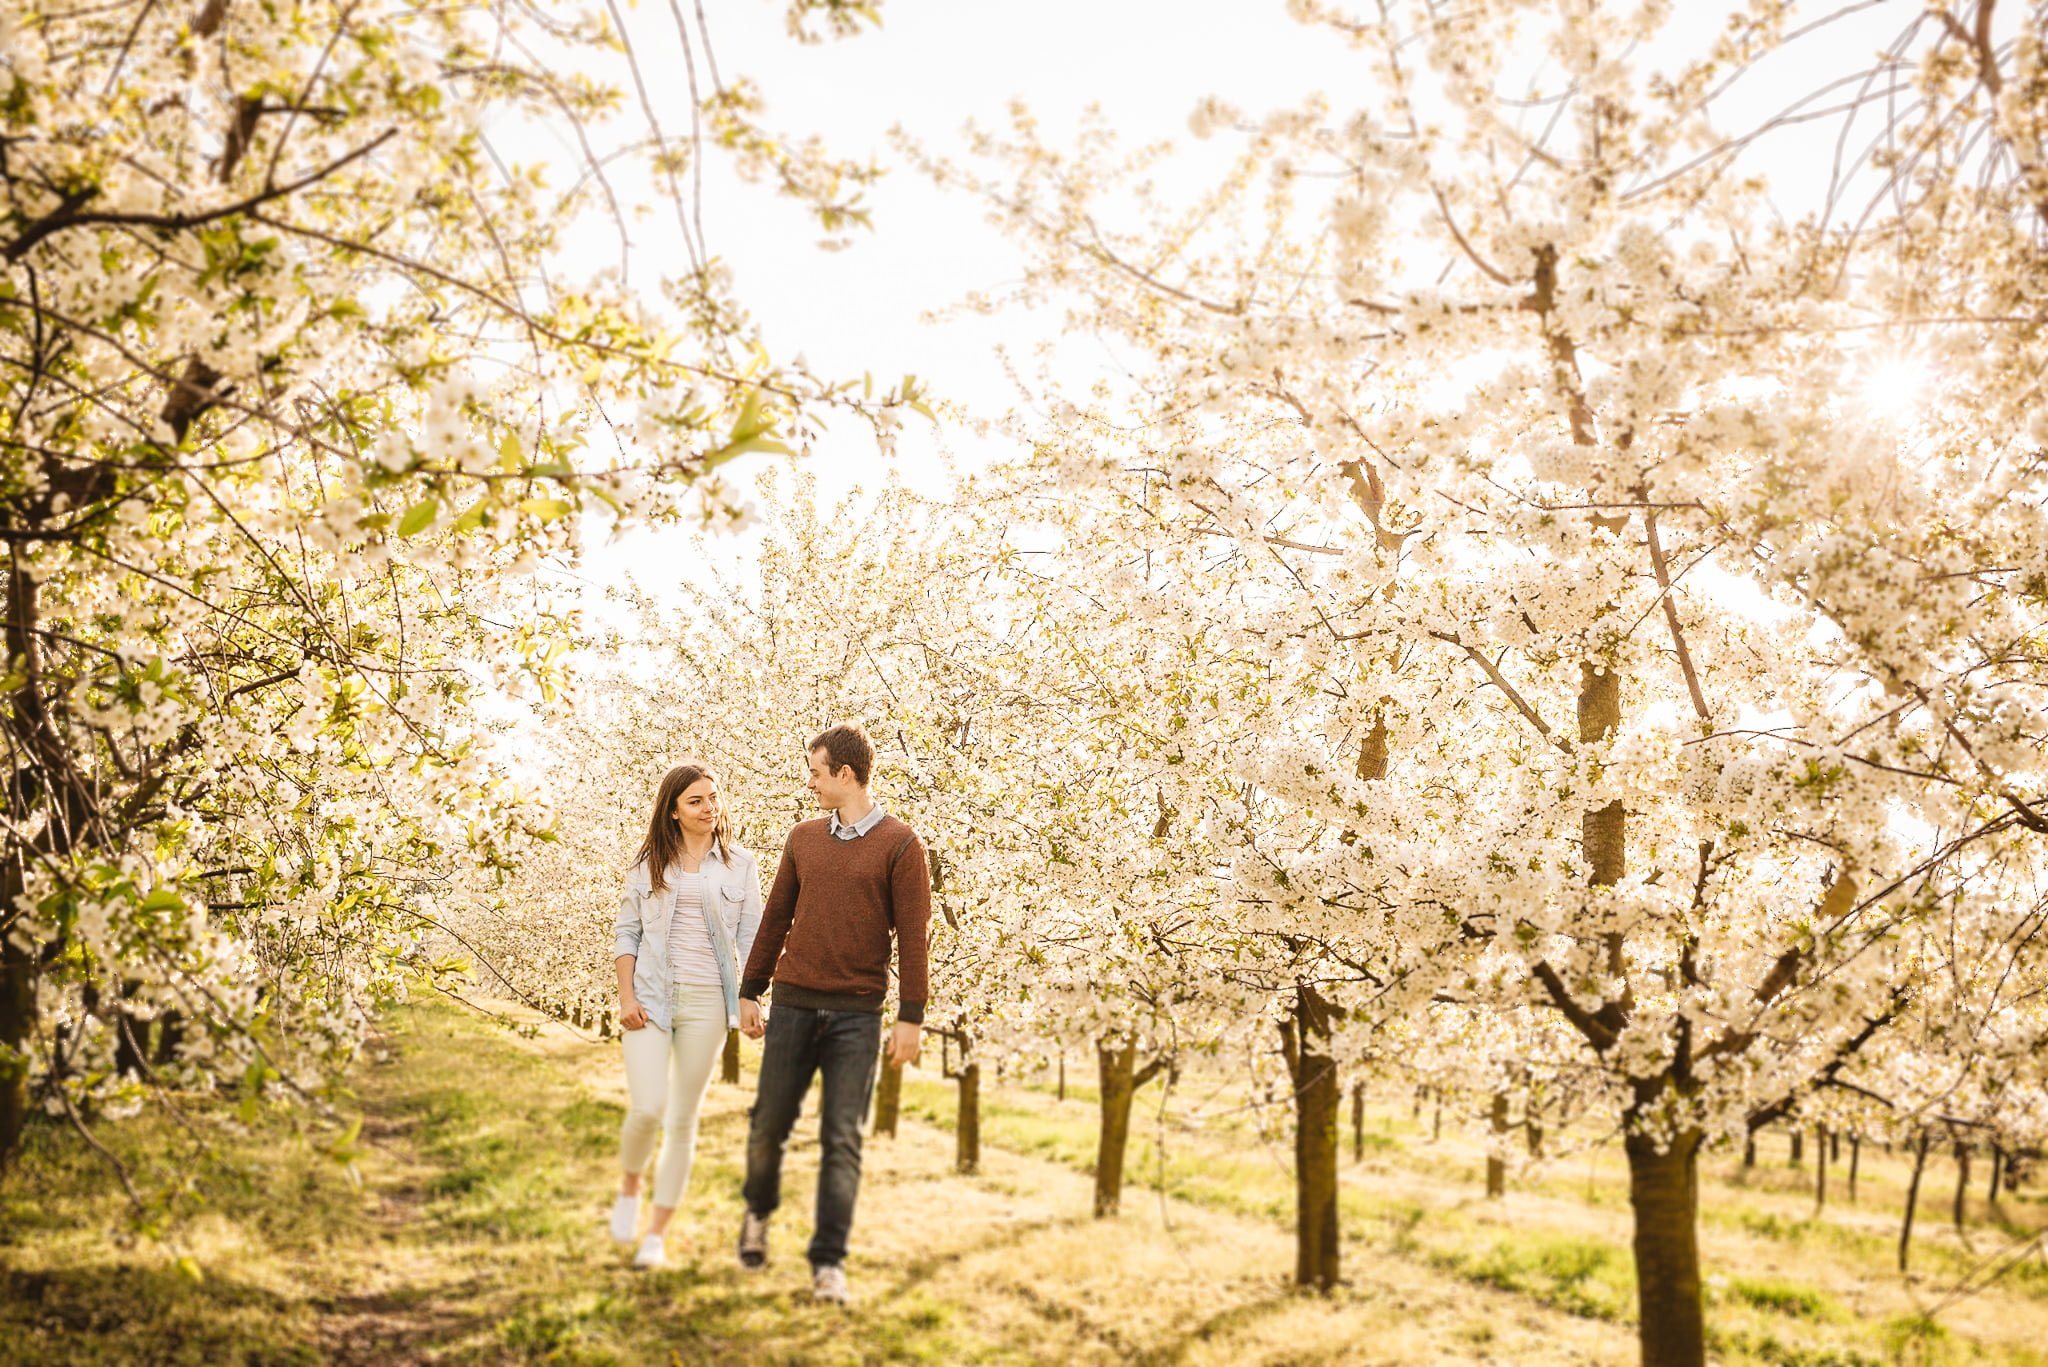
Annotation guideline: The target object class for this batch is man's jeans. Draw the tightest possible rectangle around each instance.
[742,1004,882,1268]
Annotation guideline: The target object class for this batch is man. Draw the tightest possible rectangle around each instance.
[736,722,931,1305]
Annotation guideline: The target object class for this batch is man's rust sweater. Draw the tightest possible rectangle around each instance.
[739,814,933,1023]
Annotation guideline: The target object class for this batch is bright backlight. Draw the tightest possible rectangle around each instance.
[1856,358,1932,422]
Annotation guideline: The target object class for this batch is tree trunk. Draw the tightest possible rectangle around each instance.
[1789,1128,1804,1166]
[1057,1055,1065,1103]
[153,1011,184,1066]
[1813,1124,1828,1213]
[1486,1091,1509,1199]
[1351,1081,1366,1163]
[1281,988,1340,1292]
[872,1053,901,1137]
[1579,663,1625,889]
[1830,1129,1841,1163]
[1412,1084,1425,1121]
[113,987,145,1078]
[1953,1143,1970,1231]
[955,1062,980,1175]
[1900,1131,1932,1273]
[1989,1146,2004,1203]
[1743,1133,1757,1169]
[0,851,33,1174]
[720,1027,740,1084]
[0,924,30,1174]
[1625,1130,1705,1367]
[1431,1092,1443,1142]
[1848,1136,1861,1204]
[1095,1040,1136,1217]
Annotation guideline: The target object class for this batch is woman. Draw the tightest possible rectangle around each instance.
[609,761,763,1268]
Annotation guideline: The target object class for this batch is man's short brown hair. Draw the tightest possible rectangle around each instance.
[809,722,875,787]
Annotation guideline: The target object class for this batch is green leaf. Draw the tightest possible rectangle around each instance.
[516,498,572,522]
[327,1116,364,1164]
[732,387,766,439]
[702,433,794,472]
[397,498,439,537]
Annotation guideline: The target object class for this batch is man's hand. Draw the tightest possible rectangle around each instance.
[886,1020,921,1068]
[619,996,648,1031]
[739,997,765,1039]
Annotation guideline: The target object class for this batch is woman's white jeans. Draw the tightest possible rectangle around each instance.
[619,984,727,1208]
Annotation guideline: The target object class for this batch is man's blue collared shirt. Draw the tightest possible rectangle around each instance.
[828,803,888,841]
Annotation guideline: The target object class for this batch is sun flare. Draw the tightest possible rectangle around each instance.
[1856,357,1933,422]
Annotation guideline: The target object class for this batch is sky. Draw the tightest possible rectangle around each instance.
[548,0,1930,598]
[648,0,1367,493]
[558,0,1374,594]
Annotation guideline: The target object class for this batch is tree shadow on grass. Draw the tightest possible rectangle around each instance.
[312,1274,502,1367]
[1131,1281,1320,1367]
[880,1212,1087,1297]
[1,1263,317,1367]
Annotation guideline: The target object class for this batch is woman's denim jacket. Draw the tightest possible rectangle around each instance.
[612,845,763,1031]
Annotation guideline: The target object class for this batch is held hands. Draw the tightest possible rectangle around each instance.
[886,1020,921,1068]
[619,996,649,1031]
[739,998,765,1039]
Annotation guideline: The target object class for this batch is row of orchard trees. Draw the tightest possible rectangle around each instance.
[497,7,2048,1367]
[513,435,2046,1367]
[0,0,922,1182]
[949,4,2048,1366]
[24,6,2041,1364]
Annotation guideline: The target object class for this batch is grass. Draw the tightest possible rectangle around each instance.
[1723,1277,1842,1321]
[897,1062,2048,1367]
[2,999,2045,1365]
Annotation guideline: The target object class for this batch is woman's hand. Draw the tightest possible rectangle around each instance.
[619,996,649,1031]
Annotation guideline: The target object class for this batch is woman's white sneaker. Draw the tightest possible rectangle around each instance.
[632,1233,667,1269]
[609,1194,640,1246]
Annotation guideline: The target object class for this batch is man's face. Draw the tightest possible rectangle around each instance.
[806,748,853,809]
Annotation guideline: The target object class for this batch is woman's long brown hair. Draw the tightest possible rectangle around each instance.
[633,762,732,892]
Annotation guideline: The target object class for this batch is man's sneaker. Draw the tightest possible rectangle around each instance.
[811,1263,850,1305]
[609,1194,639,1247]
[632,1233,667,1269]
[738,1210,770,1269]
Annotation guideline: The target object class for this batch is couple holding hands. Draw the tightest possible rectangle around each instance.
[608,722,932,1306]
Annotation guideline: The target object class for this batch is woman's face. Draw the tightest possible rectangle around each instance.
[671,777,720,839]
